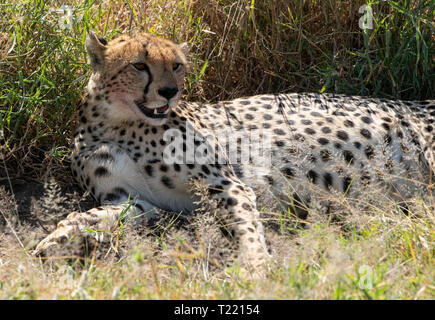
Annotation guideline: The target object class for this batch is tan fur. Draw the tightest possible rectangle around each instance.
[33,32,434,276]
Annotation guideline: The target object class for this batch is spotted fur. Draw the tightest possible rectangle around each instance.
[33,32,434,272]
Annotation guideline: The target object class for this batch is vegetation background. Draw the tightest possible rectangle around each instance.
[0,0,434,299]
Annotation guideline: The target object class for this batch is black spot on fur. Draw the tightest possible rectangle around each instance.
[321,127,332,134]
[209,185,223,195]
[93,152,114,162]
[95,167,109,177]
[332,111,347,117]
[242,203,252,210]
[291,193,308,219]
[343,176,352,192]
[365,145,375,159]
[323,172,333,189]
[201,165,210,175]
[343,150,354,164]
[274,128,285,135]
[305,128,316,135]
[336,130,349,141]
[320,149,332,162]
[360,128,372,139]
[161,176,175,189]
[384,134,392,145]
[307,170,318,184]
[344,120,354,128]
[281,167,295,178]
[361,116,372,124]
[382,123,390,131]
[318,138,329,145]
[226,197,238,206]
[144,165,153,176]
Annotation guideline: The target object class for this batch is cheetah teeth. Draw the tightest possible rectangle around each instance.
[135,101,170,119]
[155,105,169,114]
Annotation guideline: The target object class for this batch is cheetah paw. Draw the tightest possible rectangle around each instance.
[32,227,73,256]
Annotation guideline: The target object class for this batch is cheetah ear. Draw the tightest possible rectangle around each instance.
[178,42,190,56]
[85,31,107,69]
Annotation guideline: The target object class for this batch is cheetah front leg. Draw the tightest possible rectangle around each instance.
[202,172,271,271]
[32,199,156,256]
[33,145,159,256]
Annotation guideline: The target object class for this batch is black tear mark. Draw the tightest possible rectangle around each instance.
[142,63,153,96]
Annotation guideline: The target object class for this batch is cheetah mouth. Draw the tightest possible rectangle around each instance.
[135,101,169,119]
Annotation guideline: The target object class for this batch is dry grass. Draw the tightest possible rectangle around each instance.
[0,176,434,299]
[0,0,434,299]
[0,0,433,177]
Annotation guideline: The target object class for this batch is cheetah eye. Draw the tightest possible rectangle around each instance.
[173,63,183,72]
[132,63,147,71]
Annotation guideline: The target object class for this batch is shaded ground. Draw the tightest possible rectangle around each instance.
[0,176,94,226]
[0,165,433,299]
[0,167,95,259]
[0,165,236,269]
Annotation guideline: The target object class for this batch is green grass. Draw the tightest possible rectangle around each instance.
[0,0,434,300]
[0,0,433,175]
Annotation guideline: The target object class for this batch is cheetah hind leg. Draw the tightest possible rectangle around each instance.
[32,200,157,256]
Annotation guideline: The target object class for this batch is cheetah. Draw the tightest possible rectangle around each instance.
[33,32,434,271]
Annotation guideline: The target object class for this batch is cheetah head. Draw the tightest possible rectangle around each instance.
[85,31,188,126]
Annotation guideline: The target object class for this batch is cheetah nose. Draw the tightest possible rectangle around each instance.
[158,87,178,100]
